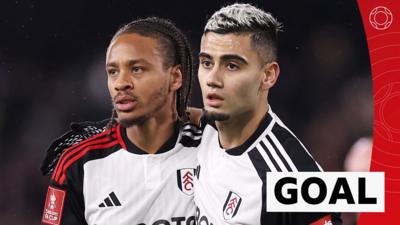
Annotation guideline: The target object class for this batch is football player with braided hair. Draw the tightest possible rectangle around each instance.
[41,17,201,225]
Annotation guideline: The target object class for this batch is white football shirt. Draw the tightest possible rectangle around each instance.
[42,122,201,225]
[194,108,342,225]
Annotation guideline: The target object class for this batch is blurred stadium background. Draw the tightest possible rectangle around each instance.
[0,0,371,224]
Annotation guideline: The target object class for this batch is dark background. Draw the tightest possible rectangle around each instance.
[0,0,372,224]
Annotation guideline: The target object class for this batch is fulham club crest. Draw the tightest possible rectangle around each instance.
[223,191,242,220]
[177,168,195,195]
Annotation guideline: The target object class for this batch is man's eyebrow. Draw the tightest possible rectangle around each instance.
[126,59,150,66]
[198,52,248,65]
[220,54,248,65]
[199,52,212,59]
[105,62,118,67]
[106,59,149,67]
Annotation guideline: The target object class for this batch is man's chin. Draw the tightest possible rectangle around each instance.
[203,109,230,122]
[117,115,148,127]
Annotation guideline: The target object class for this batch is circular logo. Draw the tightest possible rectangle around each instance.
[369,6,393,30]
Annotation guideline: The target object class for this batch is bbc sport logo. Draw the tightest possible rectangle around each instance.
[266,172,384,212]
[369,6,393,31]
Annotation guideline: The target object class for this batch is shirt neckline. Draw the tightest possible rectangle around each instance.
[119,123,180,155]
[222,111,272,156]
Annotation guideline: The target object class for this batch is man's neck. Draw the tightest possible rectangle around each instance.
[216,105,268,150]
[125,110,178,154]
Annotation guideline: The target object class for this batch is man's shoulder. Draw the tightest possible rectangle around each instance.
[248,113,323,172]
[179,122,203,148]
[41,119,113,176]
[49,126,122,186]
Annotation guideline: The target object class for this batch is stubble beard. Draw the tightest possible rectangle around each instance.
[116,86,169,128]
[203,109,230,122]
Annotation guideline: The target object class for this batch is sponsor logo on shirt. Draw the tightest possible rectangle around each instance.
[222,191,242,220]
[42,186,66,225]
[98,191,122,207]
[196,207,214,225]
[177,168,195,195]
[137,216,195,225]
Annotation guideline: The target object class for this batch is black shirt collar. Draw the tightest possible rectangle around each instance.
[223,112,273,156]
[120,123,180,155]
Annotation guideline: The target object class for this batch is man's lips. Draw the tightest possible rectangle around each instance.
[114,95,137,112]
[206,93,224,107]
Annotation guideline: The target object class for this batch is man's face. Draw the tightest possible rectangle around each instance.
[106,33,174,127]
[198,32,267,121]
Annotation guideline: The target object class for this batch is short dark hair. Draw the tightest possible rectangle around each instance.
[107,17,194,128]
[204,3,283,62]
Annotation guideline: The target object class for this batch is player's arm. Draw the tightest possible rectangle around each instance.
[41,119,109,176]
[186,107,214,130]
[186,107,202,126]
[42,180,87,225]
[41,120,103,225]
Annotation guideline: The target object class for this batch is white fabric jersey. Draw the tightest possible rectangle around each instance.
[42,122,201,225]
[194,108,341,225]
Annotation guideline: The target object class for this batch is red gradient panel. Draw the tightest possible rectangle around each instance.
[357,1,400,224]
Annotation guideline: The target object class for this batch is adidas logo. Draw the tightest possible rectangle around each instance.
[98,192,122,208]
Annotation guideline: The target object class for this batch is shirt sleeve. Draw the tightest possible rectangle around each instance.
[41,172,86,225]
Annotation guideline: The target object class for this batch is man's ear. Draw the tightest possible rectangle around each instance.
[260,62,280,91]
[169,64,183,92]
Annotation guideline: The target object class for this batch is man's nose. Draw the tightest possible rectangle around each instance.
[206,66,223,89]
[114,71,133,91]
